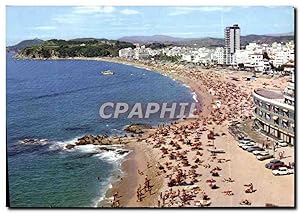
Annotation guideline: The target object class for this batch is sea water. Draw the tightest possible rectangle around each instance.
[6,53,196,207]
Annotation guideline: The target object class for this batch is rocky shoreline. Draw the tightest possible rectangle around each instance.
[63,123,153,149]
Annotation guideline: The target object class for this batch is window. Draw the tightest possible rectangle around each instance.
[266,113,271,120]
[282,109,289,117]
[273,106,279,113]
[282,119,289,128]
[273,116,279,125]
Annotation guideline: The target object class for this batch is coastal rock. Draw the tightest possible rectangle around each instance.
[99,147,115,152]
[124,123,152,134]
[116,150,129,155]
[20,138,48,145]
[65,144,75,149]
[70,134,127,147]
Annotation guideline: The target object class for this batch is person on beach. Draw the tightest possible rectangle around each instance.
[138,169,144,175]
[144,175,151,194]
[113,192,119,201]
[136,188,142,202]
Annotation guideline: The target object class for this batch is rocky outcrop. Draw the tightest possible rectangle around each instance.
[65,144,75,149]
[124,123,152,134]
[65,134,128,149]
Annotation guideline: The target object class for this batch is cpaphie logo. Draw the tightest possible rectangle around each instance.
[99,102,196,119]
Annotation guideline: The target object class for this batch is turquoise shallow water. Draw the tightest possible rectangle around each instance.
[6,53,195,207]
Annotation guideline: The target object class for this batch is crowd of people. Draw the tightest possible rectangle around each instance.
[102,58,292,207]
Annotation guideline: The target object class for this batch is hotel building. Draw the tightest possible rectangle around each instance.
[252,73,295,145]
[224,24,241,65]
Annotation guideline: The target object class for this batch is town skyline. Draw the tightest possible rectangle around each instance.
[6,6,294,45]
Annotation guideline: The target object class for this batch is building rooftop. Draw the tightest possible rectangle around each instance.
[254,88,284,99]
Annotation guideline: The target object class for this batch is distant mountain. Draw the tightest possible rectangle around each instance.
[241,34,294,46]
[119,34,294,47]
[69,38,108,42]
[265,32,294,37]
[7,39,44,51]
[118,35,186,44]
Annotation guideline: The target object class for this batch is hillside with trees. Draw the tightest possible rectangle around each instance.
[17,39,135,59]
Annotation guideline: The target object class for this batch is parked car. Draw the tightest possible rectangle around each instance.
[271,164,287,170]
[246,146,263,152]
[257,154,273,161]
[270,159,282,164]
[272,167,294,176]
[239,141,255,148]
[251,148,265,154]
[241,143,256,150]
[265,160,284,169]
[238,138,252,143]
[253,150,269,156]
[277,140,288,147]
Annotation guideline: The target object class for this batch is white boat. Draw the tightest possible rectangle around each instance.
[101,70,114,75]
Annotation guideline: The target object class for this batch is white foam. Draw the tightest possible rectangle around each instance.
[192,92,199,103]
[183,83,191,89]
[48,141,66,151]
[94,148,130,162]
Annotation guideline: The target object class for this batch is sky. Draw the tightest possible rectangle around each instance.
[6,6,294,45]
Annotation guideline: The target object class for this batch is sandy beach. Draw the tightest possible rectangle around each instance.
[17,56,294,208]
[95,56,294,208]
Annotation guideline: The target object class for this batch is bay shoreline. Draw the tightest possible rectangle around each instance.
[15,55,294,207]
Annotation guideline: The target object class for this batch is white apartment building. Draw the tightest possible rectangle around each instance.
[212,47,224,64]
[233,48,270,72]
[119,47,134,58]
[118,39,294,72]
[234,49,249,65]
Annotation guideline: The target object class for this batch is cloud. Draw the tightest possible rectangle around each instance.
[52,14,84,24]
[72,6,115,14]
[120,9,140,15]
[52,6,116,25]
[33,26,57,30]
[168,7,232,16]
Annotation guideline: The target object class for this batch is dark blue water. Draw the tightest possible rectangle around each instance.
[7,53,195,207]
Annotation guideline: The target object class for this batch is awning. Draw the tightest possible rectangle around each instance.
[282,109,289,113]
[282,119,288,123]
[272,116,279,120]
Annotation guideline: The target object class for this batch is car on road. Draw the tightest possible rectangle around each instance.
[238,138,252,143]
[239,141,255,148]
[272,167,294,176]
[241,143,256,150]
[257,154,273,161]
[253,150,268,156]
[265,160,284,169]
[277,140,288,147]
[271,164,288,170]
[246,146,263,152]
